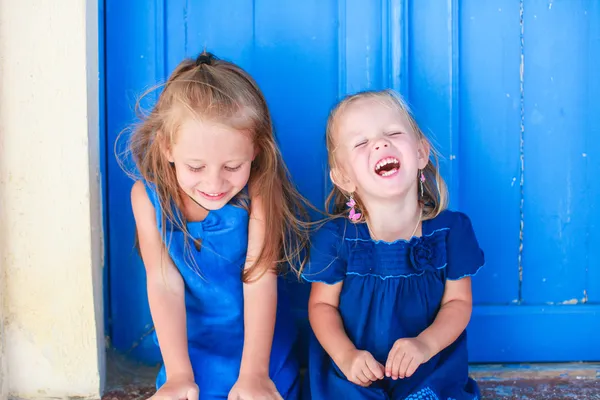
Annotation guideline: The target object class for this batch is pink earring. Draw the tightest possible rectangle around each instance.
[419,170,426,197]
[346,194,362,222]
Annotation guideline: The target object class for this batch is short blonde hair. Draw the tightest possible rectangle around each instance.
[325,89,448,221]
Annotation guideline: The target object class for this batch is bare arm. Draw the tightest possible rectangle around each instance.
[131,181,193,382]
[227,195,284,398]
[309,282,384,386]
[417,277,472,358]
[238,195,278,377]
[308,282,355,367]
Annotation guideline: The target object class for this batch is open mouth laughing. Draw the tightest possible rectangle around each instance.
[374,157,400,177]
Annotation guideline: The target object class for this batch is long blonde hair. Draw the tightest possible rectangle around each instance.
[325,89,448,221]
[118,52,310,282]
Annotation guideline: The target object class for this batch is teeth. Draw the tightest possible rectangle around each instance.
[375,157,399,172]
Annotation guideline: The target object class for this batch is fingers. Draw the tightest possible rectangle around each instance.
[357,370,371,386]
[390,349,405,380]
[385,346,397,377]
[365,356,385,380]
[398,354,413,379]
[362,361,378,382]
[405,358,420,379]
[187,386,199,400]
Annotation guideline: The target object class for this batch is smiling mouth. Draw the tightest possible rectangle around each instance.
[198,191,226,200]
[374,157,400,177]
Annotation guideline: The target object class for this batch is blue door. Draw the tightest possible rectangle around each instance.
[104,0,600,364]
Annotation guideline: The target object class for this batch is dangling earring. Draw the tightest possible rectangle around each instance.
[346,194,362,222]
[419,170,426,198]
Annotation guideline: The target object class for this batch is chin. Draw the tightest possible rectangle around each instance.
[197,201,228,211]
[189,189,237,211]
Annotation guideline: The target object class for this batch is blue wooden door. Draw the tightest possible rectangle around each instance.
[104,0,600,364]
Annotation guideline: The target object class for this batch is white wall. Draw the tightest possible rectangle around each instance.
[0,0,105,398]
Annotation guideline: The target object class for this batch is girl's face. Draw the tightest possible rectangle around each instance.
[167,117,255,211]
[331,98,429,204]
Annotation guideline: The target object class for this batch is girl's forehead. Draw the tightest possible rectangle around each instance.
[169,102,256,133]
[335,99,411,136]
[172,117,254,159]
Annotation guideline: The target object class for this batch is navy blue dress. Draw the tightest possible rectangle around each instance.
[302,210,484,400]
[144,182,300,399]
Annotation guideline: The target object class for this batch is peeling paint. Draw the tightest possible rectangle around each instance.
[561,298,578,305]
[518,0,525,304]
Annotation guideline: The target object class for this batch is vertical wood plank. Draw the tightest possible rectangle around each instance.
[105,0,166,363]
[522,1,591,304]
[458,0,522,304]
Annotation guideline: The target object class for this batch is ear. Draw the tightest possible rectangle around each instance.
[159,132,175,163]
[163,147,175,163]
[330,167,356,194]
[161,147,175,164]
[417,139,431,170]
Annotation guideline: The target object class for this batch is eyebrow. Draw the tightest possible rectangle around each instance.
[184,158,247,163]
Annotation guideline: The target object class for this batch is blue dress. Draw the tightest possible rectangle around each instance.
[144,183,300,399]
[302,210,484,400]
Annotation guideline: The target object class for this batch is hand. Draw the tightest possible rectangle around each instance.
[149,375,199,400]
[228,374,283,400]
[338,349,385,387]
[385,337,431,380]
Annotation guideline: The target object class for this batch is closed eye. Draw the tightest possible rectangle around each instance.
[354,140,368,149]
[225,165,242,172]
[387,131,405,137]
[188,165,204,172]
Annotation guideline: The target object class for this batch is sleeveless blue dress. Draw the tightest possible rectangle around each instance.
[144,183,300,399]
[302,210,484,400]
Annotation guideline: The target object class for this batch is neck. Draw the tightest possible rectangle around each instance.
[362,187,421,242]
[181,190,209,222]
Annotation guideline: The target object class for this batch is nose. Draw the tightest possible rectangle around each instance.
[374,139,389,151]
[205,169,225,191]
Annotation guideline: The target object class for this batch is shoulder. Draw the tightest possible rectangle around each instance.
[131,180,156,225]
[303,217,349,283]
[248,192,265,220]
[313,217,349,242]
[433,210,484,279]
[131,180,151,210]
[427,209,474,234]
